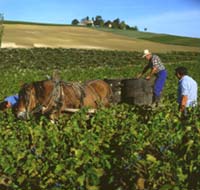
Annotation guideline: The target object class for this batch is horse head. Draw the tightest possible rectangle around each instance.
[14,80,66,120]
[14,83,37,120]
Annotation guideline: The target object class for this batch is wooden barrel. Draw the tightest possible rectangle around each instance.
[121,78,154,105]
[104,78,123,104]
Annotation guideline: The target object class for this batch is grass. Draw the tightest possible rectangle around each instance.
[140,35,200,47]
[95,28,200,47]
[95,28,158,38]
[4,20,71,26]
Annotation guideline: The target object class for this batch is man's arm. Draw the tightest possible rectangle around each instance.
[179,95,188,112]
[146,67,158,80]
[137,64,150,78]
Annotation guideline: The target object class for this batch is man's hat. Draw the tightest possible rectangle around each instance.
[142,49,151,58]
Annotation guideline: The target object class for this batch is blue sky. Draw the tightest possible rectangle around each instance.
[0,0,200,38]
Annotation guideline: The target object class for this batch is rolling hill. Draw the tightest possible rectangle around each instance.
[1,21,200,52]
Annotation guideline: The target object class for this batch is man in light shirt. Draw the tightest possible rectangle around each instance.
[175,67,198,116]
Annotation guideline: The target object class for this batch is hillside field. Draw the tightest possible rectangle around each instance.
[1,22,200,52]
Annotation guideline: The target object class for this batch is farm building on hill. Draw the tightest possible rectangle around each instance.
[79,18,94,27]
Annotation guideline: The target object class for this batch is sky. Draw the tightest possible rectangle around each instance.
[0,0,200,38]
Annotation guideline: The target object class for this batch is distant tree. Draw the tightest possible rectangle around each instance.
[119,21,126,30]
[94,15,104,27]
[0,13,4,47]
[134,26,138,31]
[130,26,138,31]
[112,18,120,29]
[71,15,138,31]
[86,16,89,21]
[71,19,79,26]
[144,27,147,31]
[126,25,130,29]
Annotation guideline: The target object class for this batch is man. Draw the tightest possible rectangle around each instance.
[0,94,19,111]
[137,49,167,105]
[175,67,198,115]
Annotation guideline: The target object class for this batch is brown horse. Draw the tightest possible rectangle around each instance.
[14,79,113,120]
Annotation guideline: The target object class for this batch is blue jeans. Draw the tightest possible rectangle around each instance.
[154,70,167,98]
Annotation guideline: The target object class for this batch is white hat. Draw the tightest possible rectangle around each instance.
[142,49,151,58]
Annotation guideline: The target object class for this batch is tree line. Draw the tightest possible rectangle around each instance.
[71,15,138,31]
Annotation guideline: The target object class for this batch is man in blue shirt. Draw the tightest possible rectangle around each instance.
[175,67,198,115]
[0,94,19,111]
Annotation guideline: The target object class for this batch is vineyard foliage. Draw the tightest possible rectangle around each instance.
[0,48,200,190]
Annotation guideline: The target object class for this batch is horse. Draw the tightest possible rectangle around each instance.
[14,79,113,120]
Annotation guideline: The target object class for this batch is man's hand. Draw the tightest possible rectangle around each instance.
[179,105,185,112]
[146,75,151,80]
[146,67,157,80]
[6,102,12,108]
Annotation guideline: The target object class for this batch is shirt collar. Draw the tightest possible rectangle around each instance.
[179,75,187,82]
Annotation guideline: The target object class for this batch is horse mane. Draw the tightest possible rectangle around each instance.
[33,80,49,100]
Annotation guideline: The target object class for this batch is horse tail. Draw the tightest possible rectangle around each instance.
[103,80,113,107]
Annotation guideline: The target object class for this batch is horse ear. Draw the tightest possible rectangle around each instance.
[52,70,60,82]
[19,81,25,88]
